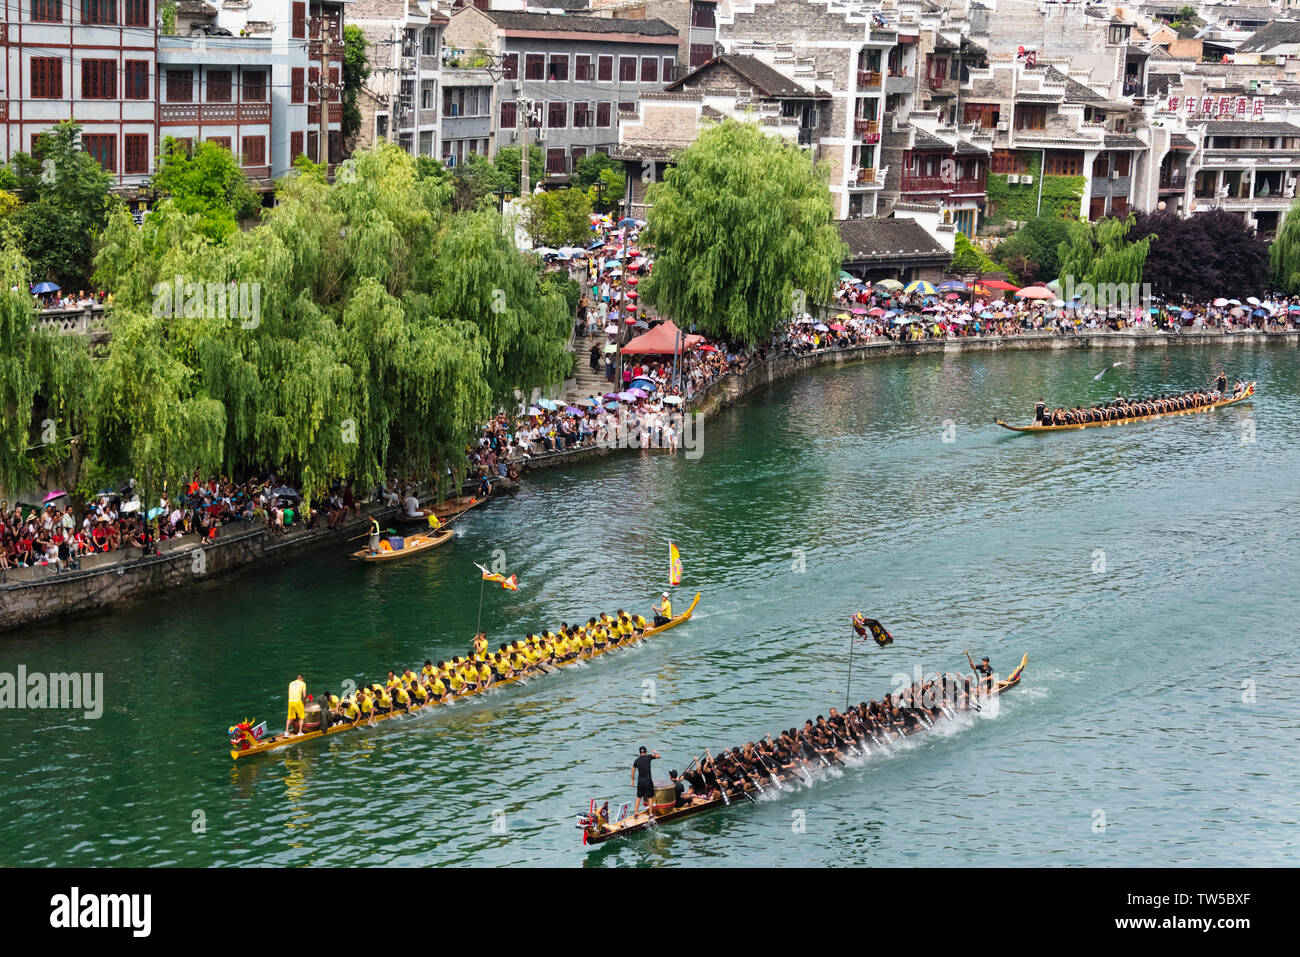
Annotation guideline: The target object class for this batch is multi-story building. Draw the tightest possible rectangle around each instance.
[351,0,446,157]
[440,66,495,166]
[444,7,679,177]
[3,0,160,196]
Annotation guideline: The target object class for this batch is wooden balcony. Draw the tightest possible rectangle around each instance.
[858,70,883,88]
[307,39,345,59]
[901,174,985,195]
[855,168,876,185]
[160,103,271,125]
[854,118,880,136]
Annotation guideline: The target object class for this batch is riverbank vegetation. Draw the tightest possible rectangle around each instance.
[1,142,573,506]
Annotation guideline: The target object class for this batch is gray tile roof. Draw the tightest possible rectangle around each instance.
[912,128,951,150]
[482,10,679,37]
[1104,133,1146,148]
[838,218,949,261]
[1236,20,1300,54]
[1043,66,1105,103]
[665,54,820,98]
[1201,120,1300,135]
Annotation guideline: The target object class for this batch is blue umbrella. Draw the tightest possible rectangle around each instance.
[936,280,968,292]
[1180,311,1194,320]
[588,240,605,249]
[146,506,166,520]
[538,398,558,411]
[617,218,638,229]
[32,281,59,294]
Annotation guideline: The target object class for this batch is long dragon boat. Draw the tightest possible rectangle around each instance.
[995,382,1254,433]
[580,652,1027,845]
[228,592,701,760]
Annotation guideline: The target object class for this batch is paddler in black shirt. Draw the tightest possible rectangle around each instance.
[631,746,658,815]
[1034,400,1046,424]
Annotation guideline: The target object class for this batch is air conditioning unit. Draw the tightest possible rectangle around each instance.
[1110,170,1120,180]
[1021,174,1033,184]
[534,127,546,142]
[1007,174,1020,184]
[505,129,517,143]
[996,120,1010,131]
[401,57,415,73]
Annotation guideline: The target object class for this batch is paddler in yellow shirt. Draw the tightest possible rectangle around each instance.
[472,633,489,662]
[341,695,361,724]
[392,682,412,712]
[422,660,437,680]
[653,592,672,627]
[428,673,447,701]
[285,673,307,736]
[357,689,374,719]
[477,659,493,686]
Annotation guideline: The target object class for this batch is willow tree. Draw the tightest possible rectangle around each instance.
[1056,214,1153,288]
[0,245,94,496]
[90,143,572,503]
[1270,199,1300,295]
[641,119,845,346]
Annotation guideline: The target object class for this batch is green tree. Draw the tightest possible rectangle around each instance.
[152,138,262,242]
[1057,214,1153,288]
[1270,199,1300,295]
[493,145,544,194]
[450,153,508,211]
[642,119,843,346]
[573,153,625,211]
[950,232,1005,278]
[342,25,371,145]
[8,122,115,287]
[0,244,94,495]
[992,215,1071,281]
[522,187,592,247]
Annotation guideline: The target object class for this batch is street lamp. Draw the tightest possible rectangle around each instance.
[494,185,513,213]
[593,180,607,212]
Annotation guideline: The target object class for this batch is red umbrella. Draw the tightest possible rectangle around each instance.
[868,307,885,316]
[699,344,718,352]
[1015,285,1053,299]
[983,279,1021,292]
[944,293,959,300]
[828,323,846,331]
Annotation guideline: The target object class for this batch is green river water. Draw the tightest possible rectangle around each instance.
[2,342,1297,867]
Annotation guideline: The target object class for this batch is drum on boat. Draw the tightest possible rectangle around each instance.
[651,782,677,815]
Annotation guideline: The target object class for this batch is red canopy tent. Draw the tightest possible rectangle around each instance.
[619,319,703,355]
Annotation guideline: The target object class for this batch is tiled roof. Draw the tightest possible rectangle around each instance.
[1104,133,1146,148]
[1236,20,1300,54]
[1043,66,1105,103]
[838,218,949,262]
[912,128,951,150]
[610,144,681,162]
[1201,120,1300,135]
[665,54,820,98]
[482,10,678,37]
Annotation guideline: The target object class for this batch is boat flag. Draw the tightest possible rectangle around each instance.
[669,541,682,586]
[475,562,505,584]
[250,721,267,741]
[852,614,893,646]
[427,513,442,529]
[501,574,518,591]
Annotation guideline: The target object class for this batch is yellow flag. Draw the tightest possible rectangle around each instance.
[669,542,682,586]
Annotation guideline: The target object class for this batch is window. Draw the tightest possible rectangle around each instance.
[574,102,593,128]
[1110,196,1128,217]
[82,60,116,99]
[575,55,593,81]
[619,56,637,82]
[290,131,304,160]
[207,136,231,151]
[423,29,438,57]
[690,44,714,68]
[502,53,518,80]
[309,130,321,161]
[598,55,613,81]
[125,0,147,26]
[241,135,266,167]
[421,80,435,111]
[525,54,544,81]
[419,131,433,156]
[548,101,567,128]
[292,2,306,39]
[207,70,232,103]
[548,54,568,81]
[83,134,115,172]
[663,58,677,83]
[1044,151,1082,176]
[166,70,193,103]
[125,61,148,99]
[691,1,716,28]
[1015,105,1047,130]
[124,133,149,174]
[640,57,659,83]
[962,102,999,129]
[327,68,338,102]
[500,101,517,128]
[571,146,587,164]
[443,88,461,116]
[991,149,1026,174]
[308,67,319,103]
[33,0,62,22]
[546,147,567,174]
[1113,152,1131,176]
[292,67,305,103]
[81,0,115,24]
[31,58,63,99]
[169,137,193,158]
[618,101,635,114]
[596,101,612,127]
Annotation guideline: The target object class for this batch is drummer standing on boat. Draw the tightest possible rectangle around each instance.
[632,746,659,814]
[286,673,307,736]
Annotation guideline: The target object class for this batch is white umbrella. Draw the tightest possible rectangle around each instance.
[1246,296,1260,306]
[605,324,618,333]
[662,395,684,405]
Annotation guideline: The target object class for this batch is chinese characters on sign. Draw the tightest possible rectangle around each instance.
[1163,95,1265,118]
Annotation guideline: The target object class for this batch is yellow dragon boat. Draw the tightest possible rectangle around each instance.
[228,592,701,760]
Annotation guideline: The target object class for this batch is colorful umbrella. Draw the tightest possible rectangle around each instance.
[937,280,968,292]
[875,279,904,291]
[1015,286,1054,299]
[904,280,936,295]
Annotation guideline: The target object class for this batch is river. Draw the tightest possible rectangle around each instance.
[2,341,1297,867]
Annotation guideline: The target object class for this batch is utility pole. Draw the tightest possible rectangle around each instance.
[311,15,331,168]
[518,85,533,197]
